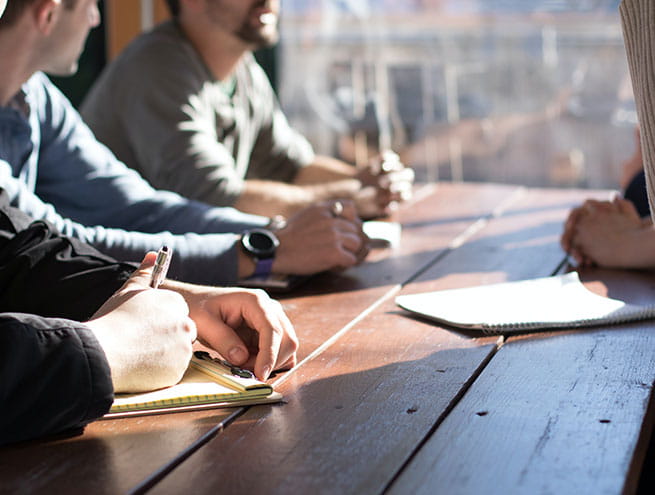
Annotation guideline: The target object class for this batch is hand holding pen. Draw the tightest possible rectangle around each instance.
[87,249,196,392]
[137,245,298,381]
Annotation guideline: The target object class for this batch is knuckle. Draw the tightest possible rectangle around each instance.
[288,333,300,352]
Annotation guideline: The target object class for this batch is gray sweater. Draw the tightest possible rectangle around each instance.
[82,20,315,208]
[620,0,655,219]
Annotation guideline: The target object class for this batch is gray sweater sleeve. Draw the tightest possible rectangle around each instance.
[620,0,655,220]
[0,167,261,284]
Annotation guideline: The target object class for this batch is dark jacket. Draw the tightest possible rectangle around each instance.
[0,191,136,446]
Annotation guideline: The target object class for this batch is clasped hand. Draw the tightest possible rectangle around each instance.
[355,151,415,219]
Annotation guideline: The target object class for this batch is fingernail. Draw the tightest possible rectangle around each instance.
[229,347,246,363]
[262,365,272,380]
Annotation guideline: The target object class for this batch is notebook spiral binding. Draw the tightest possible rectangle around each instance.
[479,304,655,335]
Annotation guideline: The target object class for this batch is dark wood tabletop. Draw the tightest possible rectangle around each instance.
[2,182,653,495]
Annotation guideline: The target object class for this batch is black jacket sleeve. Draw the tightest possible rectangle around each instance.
[0,313,114,446]
[0,190,136,320]
[0,191,139,444]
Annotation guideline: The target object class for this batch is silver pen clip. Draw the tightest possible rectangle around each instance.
[150,245,172,289]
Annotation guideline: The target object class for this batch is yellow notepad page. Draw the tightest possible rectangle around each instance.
[107,353,281,416]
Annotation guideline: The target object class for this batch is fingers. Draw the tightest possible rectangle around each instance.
[123,251,158,289]
[561,204,596,264]
[195,290,299,381]
[377,168,414,204]
[615,196,640,217]
[379,167,415,188]
[328,199,358,223]
[196,313,251,367]
[252,299,298,380]
[276,201,369,274]
[363,152,414,209]
[186,317,198,344]
[561,206,583,253]
[322,201,369,264]
[562,198,622,254]
[331,216,370,268]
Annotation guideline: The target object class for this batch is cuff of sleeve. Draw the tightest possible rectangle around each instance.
[78,326,114,422]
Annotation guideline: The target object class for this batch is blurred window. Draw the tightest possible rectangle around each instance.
[278,0,633,188]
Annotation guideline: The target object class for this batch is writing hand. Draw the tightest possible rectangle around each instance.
[87,252,197,393]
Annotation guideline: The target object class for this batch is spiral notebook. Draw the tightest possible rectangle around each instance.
[395,272,655,334]
[105,351,282,418]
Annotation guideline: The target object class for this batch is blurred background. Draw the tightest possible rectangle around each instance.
[62,0,634,190]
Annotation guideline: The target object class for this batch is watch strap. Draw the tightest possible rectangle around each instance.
[253,257,275,279]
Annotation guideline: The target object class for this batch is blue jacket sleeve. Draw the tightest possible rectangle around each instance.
[0,74,269,285]
[0,166,253,284]
[0,313,114,446]
[32,73,265,235]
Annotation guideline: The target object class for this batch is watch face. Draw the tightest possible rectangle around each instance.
[242,228,279,258]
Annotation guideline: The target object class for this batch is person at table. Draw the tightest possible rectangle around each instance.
[560,125,654,268]
[0,0,297,446]
[0,0,369,288]
[80,0,415,220]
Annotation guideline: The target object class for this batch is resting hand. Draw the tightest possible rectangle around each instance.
[273,200,370,275]
[164,284,299,381]
[355,151,414,219]
[561,202,591,265]
[564,197,648,268]
[87,253,197,393]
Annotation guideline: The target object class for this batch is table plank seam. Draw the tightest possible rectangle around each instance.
[272,284,404,389]
[127,408,245,495]
[383,334,504,494]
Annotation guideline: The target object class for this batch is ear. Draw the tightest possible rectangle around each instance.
[33,0,62,35]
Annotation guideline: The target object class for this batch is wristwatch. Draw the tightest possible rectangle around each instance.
[241,228,280,278]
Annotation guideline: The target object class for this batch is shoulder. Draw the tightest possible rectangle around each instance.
[102,21,203,84]
[85,21,209,111]
[24,72,59,97]
[24,72,75,116]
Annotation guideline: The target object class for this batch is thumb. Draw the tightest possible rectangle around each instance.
[615,196,639,216]
[124,252,158,289]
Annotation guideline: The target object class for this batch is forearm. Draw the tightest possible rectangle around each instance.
[234,178,360,217]
[618,226,655,268]
[293,155,358,185]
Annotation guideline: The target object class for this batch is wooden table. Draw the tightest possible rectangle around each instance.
[2,182,654,495]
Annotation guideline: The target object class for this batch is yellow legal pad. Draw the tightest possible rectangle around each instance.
[105,352,282,418]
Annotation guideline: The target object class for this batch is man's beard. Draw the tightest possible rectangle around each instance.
[235,21,279,48]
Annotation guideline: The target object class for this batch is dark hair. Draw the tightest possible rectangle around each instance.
[164,0,180,17]
[0,0,39,26]
[0,0,77,28]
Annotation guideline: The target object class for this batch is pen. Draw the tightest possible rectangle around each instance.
[150,245,172,289]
